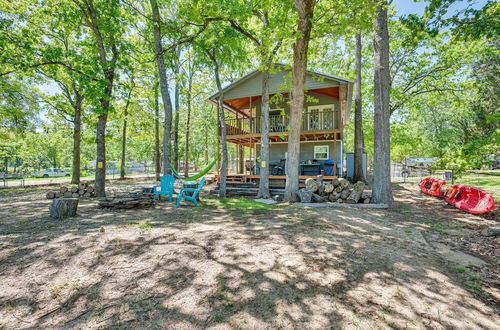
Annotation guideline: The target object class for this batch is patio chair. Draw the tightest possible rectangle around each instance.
[175,177,206,208]
[153,174,175,201]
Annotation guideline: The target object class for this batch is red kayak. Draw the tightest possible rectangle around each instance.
[444,184,496,214]
[418,177,446,197]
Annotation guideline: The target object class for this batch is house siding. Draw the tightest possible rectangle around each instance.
[241,92,341,118]
[223,70,343,100]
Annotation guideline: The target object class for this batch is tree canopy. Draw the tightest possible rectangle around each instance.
[0,0,497,181]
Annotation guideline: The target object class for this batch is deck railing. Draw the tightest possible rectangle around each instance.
[225,110,339,136]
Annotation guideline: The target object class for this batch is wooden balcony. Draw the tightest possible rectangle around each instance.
[221,110,341,145]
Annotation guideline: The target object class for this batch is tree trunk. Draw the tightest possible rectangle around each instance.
[184,73,193,177]
[71,96,82,185]
[94,74,114,197]
[94,113,108,197]
[154,79,161,181]
[353,33,365,182]
[120,116,127,180]
[372,0,393,205]
[120,81,133,180]
[80,0,118,198]
[150,0,173,176]
[173,46,181,171]
[210,57,228,198]
[204,124,209,164]
[257,64,271,199]
[284,0,315,202]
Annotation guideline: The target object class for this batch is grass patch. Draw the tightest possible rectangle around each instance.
[425,220,451,235]
[451,266,466,273]
[137,221,152,229]
[202,196,279,211]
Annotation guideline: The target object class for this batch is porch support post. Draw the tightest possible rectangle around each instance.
[250,142,254,175]
[238,144,244,174]
[333,135,337,177]
[217,115,221,179]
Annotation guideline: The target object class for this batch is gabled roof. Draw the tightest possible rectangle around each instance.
[208,63,353,101]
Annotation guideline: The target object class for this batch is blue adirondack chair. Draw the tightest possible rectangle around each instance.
[153,174,175,201]
[175,177,206,208]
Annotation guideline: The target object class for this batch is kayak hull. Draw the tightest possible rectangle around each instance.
[418,177,446,197]
[444,184,496,214]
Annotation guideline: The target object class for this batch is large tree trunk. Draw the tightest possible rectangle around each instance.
[257,63,271,199]
[154,80,161,181]
[372,0,393,205]
[353,33,365,182]
[211,58,228,198]
[173,46,181,171]
[284,0,315,202]
[71,96,82,184]
[94,113,107,197]
[79,0,118,197]
[119,82,133,180]
[150,0,173,175]
[94,71,115,197]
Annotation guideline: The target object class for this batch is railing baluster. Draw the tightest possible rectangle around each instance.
[224,110,338,136]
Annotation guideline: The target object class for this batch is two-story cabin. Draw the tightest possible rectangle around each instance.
[208,64,353,184]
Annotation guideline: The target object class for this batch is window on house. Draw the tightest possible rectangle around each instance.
[314,145,329,160]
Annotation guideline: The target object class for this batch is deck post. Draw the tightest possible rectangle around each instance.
[250,142,254,175]
[333,135,337,177]
[239,144,244,174]
[217,115,221,178]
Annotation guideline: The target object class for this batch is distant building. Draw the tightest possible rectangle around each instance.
[402,157,438,168]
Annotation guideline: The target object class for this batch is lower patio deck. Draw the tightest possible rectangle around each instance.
[216,173,337,183]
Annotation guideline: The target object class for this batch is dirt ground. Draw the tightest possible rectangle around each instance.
[0,181,498,329]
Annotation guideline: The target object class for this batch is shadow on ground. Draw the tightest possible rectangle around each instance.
[0,183,498,329]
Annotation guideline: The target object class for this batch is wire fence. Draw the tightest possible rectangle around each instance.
[0,166,158,189]
[390,162,500,201]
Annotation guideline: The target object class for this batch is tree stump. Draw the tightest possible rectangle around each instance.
[78,182,88,190]
[49,198,79,219]
[70,187,79,193]
[324,184,334,193]
[60,187,68,193]
[46,191,56,199]
[297,189,313,203]
[347,181,365,204]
